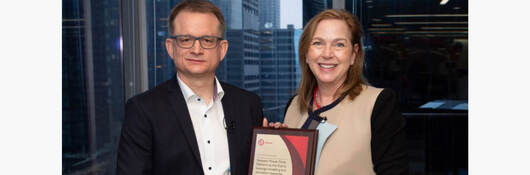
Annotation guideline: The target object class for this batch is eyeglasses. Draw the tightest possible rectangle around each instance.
[168,35,224,49]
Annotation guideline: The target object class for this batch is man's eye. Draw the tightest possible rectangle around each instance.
[336,43,345,47]
[180,38,191,42]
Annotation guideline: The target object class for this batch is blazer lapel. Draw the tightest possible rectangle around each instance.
[166,76,202,167]
[220,85,242,175]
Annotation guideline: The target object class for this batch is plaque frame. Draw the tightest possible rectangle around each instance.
[248,127,318,175]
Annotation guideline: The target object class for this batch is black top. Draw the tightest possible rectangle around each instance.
[284,88,408,174]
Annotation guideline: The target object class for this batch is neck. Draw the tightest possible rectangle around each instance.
[178,72,215,104]
[316,82,342,107]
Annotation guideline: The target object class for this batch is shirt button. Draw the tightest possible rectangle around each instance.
[197,98,201,102]
[208,167,212,170]
[204,114,207,118]
[207,140,210,144]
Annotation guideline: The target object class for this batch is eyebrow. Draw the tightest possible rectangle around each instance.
[312,37,348,42]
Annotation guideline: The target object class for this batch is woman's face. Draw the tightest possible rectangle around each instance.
[306,19,359,87]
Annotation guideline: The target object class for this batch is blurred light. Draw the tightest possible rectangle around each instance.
[453,6,461,10]
[119,36,123,52]
[368,28,405,31]
[395,21,468,25]
[371,18,382,22]
[405,31,468,34]
[421,27,468,30]
[385,14,467,17]
[371,23,392,27]
[440,0,449,5]
[370,31,467,34]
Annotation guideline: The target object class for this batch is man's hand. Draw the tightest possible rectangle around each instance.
[262,117,288,129]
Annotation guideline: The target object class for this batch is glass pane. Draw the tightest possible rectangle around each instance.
[145,0,180,89]
[358,0,468,174]
[62,0,123,174]
[360,0,468,112]
[146,0,301,122]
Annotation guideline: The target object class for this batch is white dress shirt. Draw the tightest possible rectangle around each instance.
[177,74,231,175]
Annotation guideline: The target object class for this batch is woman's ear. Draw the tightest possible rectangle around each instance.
[351,43,359,65]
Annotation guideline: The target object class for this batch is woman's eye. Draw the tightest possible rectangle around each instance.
[312,41,321,46]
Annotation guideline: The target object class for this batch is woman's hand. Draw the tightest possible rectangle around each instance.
[262,117,288,128]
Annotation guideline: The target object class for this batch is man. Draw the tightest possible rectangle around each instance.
[117,1,264,174]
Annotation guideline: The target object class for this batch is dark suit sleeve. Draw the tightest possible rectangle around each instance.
[117,99,153,175]
[253,94,265,127]
[370,89,408,175]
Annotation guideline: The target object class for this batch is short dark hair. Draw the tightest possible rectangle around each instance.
[168,0,225,36]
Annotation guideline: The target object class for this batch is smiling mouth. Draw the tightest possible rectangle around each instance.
[318,63,337,69]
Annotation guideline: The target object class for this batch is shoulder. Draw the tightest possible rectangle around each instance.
[345,85,383,106]
[285,94,300,109]
[284,94,301,116]
[127,78,174,105]
[220,82,260,102]
[360,85,384,98]
[373,88,398,106]
[371,88,401,122]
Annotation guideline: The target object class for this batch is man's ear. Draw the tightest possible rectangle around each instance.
[165,38,175,60]
[218,40,229,62]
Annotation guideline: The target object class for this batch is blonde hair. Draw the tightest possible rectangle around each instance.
[296,9,365,111]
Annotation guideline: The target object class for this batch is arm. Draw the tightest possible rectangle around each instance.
[370,89,408,175]
[117,99,153,175]
[253,94,265,127]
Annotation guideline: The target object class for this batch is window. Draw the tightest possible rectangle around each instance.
[62,0,123,174]
[63,0,467,174]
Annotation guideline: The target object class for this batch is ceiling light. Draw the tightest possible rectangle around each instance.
[371,23,392,27]
[394,21,468,25]
[385,14,467,17]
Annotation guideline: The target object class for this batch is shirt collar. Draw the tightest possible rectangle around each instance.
[176,73,225,102]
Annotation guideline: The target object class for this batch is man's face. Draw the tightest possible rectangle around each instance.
[165,11,228,78]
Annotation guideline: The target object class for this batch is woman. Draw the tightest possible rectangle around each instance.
[283,9,408,174]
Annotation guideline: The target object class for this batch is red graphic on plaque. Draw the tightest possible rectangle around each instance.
[284,135,309,168]
[258,138,264,146]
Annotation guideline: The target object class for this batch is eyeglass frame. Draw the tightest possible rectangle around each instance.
[168,35,225,49]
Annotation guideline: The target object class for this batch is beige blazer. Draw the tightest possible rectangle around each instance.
[284,85,383,175]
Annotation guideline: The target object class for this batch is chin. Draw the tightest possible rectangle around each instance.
[316,77,337,84]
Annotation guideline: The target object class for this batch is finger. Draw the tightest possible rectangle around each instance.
[281,123,288,128]
[262,118,268,127]
[274,122,282,128]
[269,122,274,127]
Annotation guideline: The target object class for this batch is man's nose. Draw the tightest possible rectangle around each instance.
[190,39,203,54]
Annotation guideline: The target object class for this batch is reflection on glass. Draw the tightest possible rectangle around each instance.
[357,0,468,174]
[62,0,123,174]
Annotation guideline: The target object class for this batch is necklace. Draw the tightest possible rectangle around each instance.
[313,86,321,109]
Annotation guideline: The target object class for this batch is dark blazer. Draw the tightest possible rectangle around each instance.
[117,75,264,175]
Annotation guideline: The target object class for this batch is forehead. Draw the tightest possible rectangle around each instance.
[312,19,351,40]
[172,11,221,36]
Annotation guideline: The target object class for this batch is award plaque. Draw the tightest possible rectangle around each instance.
[248,127,318,175]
